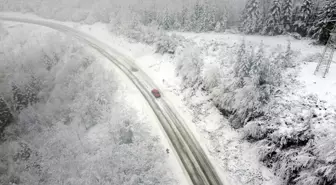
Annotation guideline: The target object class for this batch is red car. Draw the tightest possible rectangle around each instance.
[151,89,161,98]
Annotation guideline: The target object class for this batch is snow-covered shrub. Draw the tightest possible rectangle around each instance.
[84,12,99,25]
[176,45,204,89]
[215,41,285,128]
[302,53,322,63]
[250,92,336,185]
[52,8,74,21]
[243,121,269,141]
[71,9,90,22]
[202,63,221,91]
[110,20,162,45]
[90,2,113,23]
[155,34,186,55]
[276,41,297,69]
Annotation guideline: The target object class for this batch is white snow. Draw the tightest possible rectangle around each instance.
[91,52,190,185]
[299,62,336,104]
[75,23,276,185]
[181,31,336,104]
[3,12,336,185]
[1,13,186,185]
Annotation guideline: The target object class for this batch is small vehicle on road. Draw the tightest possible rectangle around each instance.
[151,89,161,98]
[131,66,139,72]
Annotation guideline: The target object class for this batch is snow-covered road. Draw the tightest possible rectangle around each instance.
[0,16,225,185]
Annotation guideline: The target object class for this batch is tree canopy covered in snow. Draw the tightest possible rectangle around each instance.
[239,0,261,34]
[238,0,335,44]
[309,0,336,44]
[293,0,313,37]
[262,0,283,35]
[0,27,176,185]
[0,0,246,32]
[281,0,293,33]
[170,32,336,185]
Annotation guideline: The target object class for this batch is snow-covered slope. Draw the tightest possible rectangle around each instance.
[3,12,336,185]
[0,18,180,185]
[75,23,280,185]
[75,24,336,185]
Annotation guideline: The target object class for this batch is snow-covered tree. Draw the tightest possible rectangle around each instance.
[281,0,293,33]
[176,6,189,30]
[203,63,221,90]
[251,42,265,76]
[239,0,262,34]
[234,40,252,79]
[0,28,178,185]
[309,0,336,44]
[201,1,217,31]
[293,0,313,37]
[262,0,283,35]
[176,45,204,88]
[159,8,175,30]
[155,33,184,54]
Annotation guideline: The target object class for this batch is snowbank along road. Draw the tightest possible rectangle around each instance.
[0,16,224,185]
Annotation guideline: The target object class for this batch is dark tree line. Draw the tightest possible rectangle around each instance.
[240,0,336,44]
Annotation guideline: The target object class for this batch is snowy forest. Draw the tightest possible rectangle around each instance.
[240,0,336,44]
[0,0,334,44]
[0,26,176,184]
[0,0,336,185]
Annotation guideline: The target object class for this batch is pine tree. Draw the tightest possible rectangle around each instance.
[160,8,174,30]
[293,0,313,37]
[262,0,283,35]
[251,42,265,76]
[309,0,336,44]
[189,1,205,32]
[281,0,293,33]
[199,1,216,31]
[239,0,262,34]
[175,6,189,31]
[234,40,252,79]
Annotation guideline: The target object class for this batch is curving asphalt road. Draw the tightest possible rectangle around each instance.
[0,16,224,185]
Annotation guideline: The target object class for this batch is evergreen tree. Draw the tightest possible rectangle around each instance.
[160,8,174,30]
[239,0,262,34]
[189,1,205,32]
[281,0,293,33]
[234,40,252,80]
[291,4,300,25]
[251,42,265,76]
[309,0,336,44]
[175,6,189,31]
[200,1,217,31]
[262,0,283,35]
[293,0,313,37]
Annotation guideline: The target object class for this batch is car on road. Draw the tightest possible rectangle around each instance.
[131,66,139,72]
[151,89,161,98]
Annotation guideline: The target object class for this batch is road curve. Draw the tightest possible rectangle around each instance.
[0,16,224,185]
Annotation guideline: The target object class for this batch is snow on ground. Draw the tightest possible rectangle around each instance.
[77,24,336,185]
[3,12,336,185]
[299,62,336,104]
[178,32,324,57]
[1,15,185,185]
[182,31,336,105]
[76,23,278,185]
[87,51,190,185]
